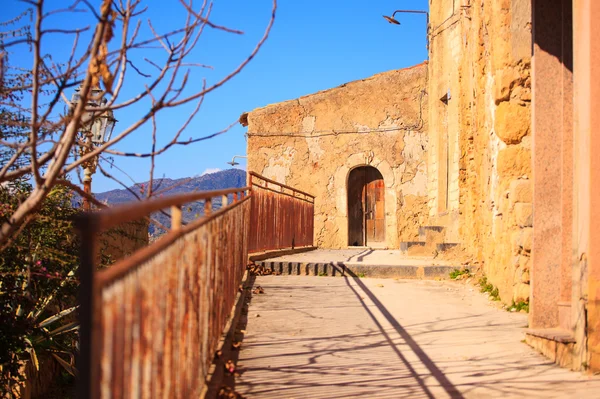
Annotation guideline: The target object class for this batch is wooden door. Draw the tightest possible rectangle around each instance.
[364,168,385,243]
[348,167,385,246]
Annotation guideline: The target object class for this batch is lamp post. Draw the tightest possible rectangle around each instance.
[383,10,430,50]
[70,86,117,211]
[227,155,247,167]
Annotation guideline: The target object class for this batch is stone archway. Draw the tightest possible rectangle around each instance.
[332,153,398,249]
[347,166,385,246]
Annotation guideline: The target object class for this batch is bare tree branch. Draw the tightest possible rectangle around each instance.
[30,0,43,186]
[1,0,117,242]
[0,0,278,246]
[97,163,172,232]
[55,179,107,209]
[104,119,236,158]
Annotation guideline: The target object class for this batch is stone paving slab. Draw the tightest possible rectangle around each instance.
[255,249,460,279]
[234,276,600,398]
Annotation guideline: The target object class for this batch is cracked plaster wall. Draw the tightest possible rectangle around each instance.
[244,63,429,249]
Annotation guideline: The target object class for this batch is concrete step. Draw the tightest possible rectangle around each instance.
[418,225,446,242]
[255,260,458,280]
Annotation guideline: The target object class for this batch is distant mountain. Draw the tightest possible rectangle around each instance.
[94,168,246,235]
[96,168,246,204]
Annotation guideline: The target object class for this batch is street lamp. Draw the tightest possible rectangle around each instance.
[227,155,247,167]
[383,10,430,50]
[70,86,117,211]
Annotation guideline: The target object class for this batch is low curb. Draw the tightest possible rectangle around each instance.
[255,261,458,279]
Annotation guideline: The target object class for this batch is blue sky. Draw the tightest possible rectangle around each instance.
[5,0,429,192]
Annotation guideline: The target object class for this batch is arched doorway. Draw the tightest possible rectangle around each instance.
[347,166,385,246]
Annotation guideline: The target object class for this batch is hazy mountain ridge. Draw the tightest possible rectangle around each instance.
[95,168,246,204]
[94,169,246,235]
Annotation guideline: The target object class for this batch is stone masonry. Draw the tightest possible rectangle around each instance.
[242,63,429,249]
[427,0,533,304]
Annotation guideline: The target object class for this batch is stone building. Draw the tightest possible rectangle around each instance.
[241,0,600,373]
[241,63,430,249]
[425,0,600,373]
[427,0,533,311]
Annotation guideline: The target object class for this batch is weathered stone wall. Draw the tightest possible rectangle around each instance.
[244,63,429,249]
[97,219,149,264]
[427,0,463,243]
[428,0,532,303]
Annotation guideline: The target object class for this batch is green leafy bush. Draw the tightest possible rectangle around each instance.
[0,181,80,393]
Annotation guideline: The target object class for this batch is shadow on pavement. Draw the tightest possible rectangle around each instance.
[343,270,464,399]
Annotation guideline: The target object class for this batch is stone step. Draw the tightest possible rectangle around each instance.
[400,241,433,256]
[255,260,458,280]
[418,225,446,243]
[400,241,427,252]
[436,243,460,252]
[399,241,461,256]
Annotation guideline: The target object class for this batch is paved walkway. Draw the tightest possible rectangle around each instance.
[234,276,600,398]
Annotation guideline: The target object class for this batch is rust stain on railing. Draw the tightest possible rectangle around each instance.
[77,173,314,398]
[77,187,250,399]
[248,172,315,253]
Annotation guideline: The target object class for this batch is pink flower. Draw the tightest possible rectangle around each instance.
[36,260,41,266]
[41,267,47,272]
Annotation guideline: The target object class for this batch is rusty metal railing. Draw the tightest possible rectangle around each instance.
[248,171,315,253]
[76,187,250,399]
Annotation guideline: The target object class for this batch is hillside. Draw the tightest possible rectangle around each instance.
[96,168,246,204]
[94,169,246,235]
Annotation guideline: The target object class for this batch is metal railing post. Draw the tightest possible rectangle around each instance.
[76,216,100,399]
[171,205,182,230]
[205,198,212,215]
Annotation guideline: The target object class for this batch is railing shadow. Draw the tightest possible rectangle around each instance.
[342,270,464,399]
[345,248,373,263]
[233,275,600,398]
